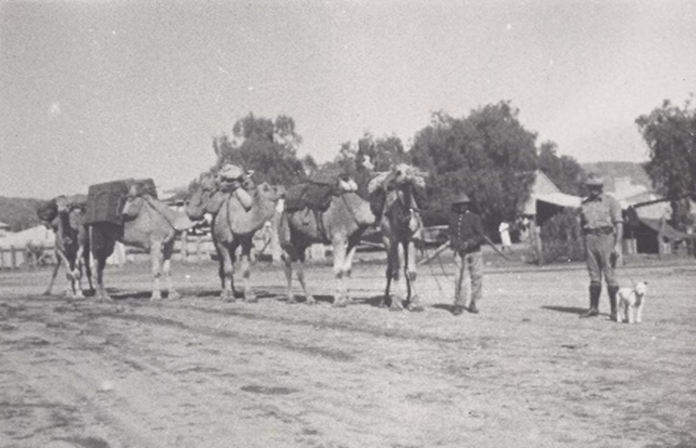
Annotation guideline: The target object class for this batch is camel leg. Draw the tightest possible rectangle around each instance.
[296,258,315,305]
[282,251,295,304]
[240,241,256,303]
[332,238,348,307]
[405,240,423,312]
[389,243,405,311]
[72,259,85,300]
[162,239,179,299]
[342,244,359,304]
[150,241,163,301]
[219,246,235,302]
[93,256,111,302]
[43,256,62,296]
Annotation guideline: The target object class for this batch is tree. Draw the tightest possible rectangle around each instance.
[636,96,696,230]
[537,141,586,196]
[213,113,306,186]
[410,102,538,231]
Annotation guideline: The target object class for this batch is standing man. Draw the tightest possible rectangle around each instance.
[449,193,486,316]
[579,173,623,319]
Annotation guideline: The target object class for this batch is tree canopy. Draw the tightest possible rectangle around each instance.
[212,113,306,186]
[537,141,585,196]
[636,96,696,230]
[410,102,539,230]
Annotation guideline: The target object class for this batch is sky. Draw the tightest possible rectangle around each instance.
[1,0,695,199]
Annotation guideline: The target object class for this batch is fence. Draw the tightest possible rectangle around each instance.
[0,245,56,270]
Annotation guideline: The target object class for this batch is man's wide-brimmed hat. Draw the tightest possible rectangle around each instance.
[452,193,471,205]
[584,173,604,187]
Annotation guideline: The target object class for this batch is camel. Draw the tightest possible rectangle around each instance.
[186,176,280,302]
[37,195,93,298]
[89,184,193,301]
[369,164,427,311]
[279,188,376,307]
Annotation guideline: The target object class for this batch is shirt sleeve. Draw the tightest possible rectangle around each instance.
[609,196,623,224]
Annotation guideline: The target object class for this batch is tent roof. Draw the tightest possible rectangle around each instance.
[536,192,582,209]
[0,225,54,248]
[638,218,690,241]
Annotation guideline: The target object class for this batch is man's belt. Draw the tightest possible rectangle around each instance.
[584,226,614,235]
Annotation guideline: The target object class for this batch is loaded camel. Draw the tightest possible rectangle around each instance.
[88,181,193,301]
[185,167,280,302]
[37,195,93,298]
[279,174,376,307]
[369,164,427,311]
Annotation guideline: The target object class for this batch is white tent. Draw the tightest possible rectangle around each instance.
[0,225,54,249]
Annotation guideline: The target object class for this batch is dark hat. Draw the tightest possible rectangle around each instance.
[452,193,471,205]
[584,173,604,187]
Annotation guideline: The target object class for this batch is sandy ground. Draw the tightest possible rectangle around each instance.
[1,253,695,448]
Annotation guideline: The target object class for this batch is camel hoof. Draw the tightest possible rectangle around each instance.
[305,296,316,305]
[244,291,257,303]
[287,295,297,304]
[221,292,236,303]
[168,290,181,300]
[408,305,424,312]
[42,290,52,297]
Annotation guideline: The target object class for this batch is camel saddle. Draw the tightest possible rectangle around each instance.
[284,174,341,213]
[85,178,157,225]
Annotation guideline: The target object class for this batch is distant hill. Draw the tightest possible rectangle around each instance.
[582,161,653,192]
[0,196,45,232]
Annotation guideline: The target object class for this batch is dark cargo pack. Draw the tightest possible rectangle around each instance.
[84,178,157,225]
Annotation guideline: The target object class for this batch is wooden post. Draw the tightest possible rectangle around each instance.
[0,248,5,270]
[195,235,201,262]
[11,246,17,270]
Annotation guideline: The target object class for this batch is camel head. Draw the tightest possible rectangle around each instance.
[36,199,58,228]
[185,175,219,220]
[122,186,145,221]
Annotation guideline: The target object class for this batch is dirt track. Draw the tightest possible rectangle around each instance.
[1,257,695,448]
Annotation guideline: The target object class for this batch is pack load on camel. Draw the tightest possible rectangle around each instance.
[284,173,358,213]
[86,178,194,301]
[84,178,157,225]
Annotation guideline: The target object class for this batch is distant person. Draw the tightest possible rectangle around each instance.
[498,221,512,252]
[579,173,623,320]
[448,193,486,316]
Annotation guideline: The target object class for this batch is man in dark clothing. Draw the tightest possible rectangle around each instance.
[579,173,623,319]
[448,193,486,315]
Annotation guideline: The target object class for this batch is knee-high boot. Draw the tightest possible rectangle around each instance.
[581,284,601,318]
[608,285,619,321]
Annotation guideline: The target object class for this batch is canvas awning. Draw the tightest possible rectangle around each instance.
[636,217,690,241]
[535,192,582,209]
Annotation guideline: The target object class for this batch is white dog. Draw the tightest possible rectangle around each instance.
[616,282,648,324]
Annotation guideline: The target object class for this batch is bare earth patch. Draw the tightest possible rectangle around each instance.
[1,258,694,447]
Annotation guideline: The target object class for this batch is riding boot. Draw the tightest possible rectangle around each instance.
[580,284,601,318]
[608,285,619,321]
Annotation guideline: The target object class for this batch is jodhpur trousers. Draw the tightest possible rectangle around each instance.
[585,233,618,288]
[454,251,483,307]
